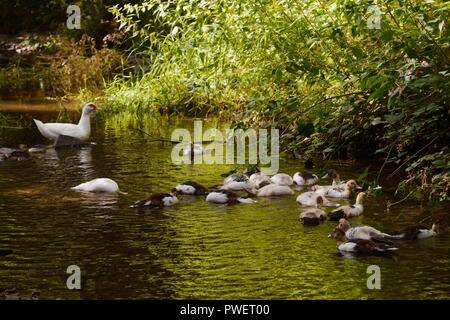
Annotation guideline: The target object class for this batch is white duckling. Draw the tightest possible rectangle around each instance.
[270,173,294,186]
[221,173,255,191]
[172,181,208,196]
[206,190,256,204]
[314,180,361,199]
[33,103,98,141]
[390,220,448,240]
[71,178,125,194]
[131,193,178,208]
[329,192,367,221]
[299,196,327,226]
[293,172,319,187]
[249,172,271,188]
[329,219,396,243]
[296,191,339,207]
[256,184,294,197]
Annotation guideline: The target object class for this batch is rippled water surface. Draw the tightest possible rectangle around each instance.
[0,108,449,299]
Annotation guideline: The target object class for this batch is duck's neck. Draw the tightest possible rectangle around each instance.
[332,175,341,186]
[78,111,91,129]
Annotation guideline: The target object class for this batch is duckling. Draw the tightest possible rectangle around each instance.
[299,196,327,226]
[172,181,208,196]
[222,173,254,191]
[270,173,294,186]
[206,190,256,204]
[391,220,448,240]
[321,169,346,187]
[256,184,294,197]
[249,172,271,189]
[336,239,398,256]
[130,193,178,208]
[71,178,126,194]
[293,172,319,187]
[329,192,367,221]
[329,219,396,243]
[296,191,339,207]
[314,180,362,199]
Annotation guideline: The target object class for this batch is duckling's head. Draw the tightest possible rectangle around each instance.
[322,169,339,180]
[315,196,324,207]
[431,219,448,234]
[338,218,351,232]
[356,192,367,204]
[347,179,362,190]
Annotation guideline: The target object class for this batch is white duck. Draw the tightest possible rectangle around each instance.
[221,173,255,191]
[270,173,294,186]
[33,103,98,141]
[329,192,367,221]
[314,180,361,198]
[249,172,271,188]
[256,184,294,197]
[131,193,179,208]
[206,190,256,204]
[329,219,396,243]
[296,191,338,207]
[71,178,125,194]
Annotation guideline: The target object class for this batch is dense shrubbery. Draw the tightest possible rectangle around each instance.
[104,0,449,200]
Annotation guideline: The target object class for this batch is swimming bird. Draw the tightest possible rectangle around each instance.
[270,173,294,186]
[206,190,256,204]
[299,196,327,226]
[221,173,255,191]
[249,172,271,188]
[256,184,294,197]
[336,239,398,256]
[296,191,338,207]
[390,220,448,240]
[71,178,126,194]
[313,180,361,198]
[329,219,396,243]
[293,172,319,187]
[33,103,98,141]
[130,193,178,208]
[329,192,367,221]
[172,181,209,196]
[321,169,346,187]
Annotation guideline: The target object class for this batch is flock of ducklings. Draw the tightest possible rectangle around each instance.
[70,169,447,257]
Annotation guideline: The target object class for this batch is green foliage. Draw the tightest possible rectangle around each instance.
[104,0,449,201]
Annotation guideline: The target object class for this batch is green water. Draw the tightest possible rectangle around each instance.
[0,110,449,299]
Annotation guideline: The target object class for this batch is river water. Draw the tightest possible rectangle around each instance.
[0,105,449,299]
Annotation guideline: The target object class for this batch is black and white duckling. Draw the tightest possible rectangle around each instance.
[270,173,294,186]
[71,178,126,194]
[249,172,271,188]
[172,181,209,196]
[336,239,398,256]
[221,173,255,191]
[329,192,367,221]
[390,219,448,240]
[206,190,256,204]
[256,184,294,197]
[313,179,362,199]
[293,172,319,187]
[329,219,396,243]
[299,196,327,226]
[296,191,338,207]
[130,193,179,208]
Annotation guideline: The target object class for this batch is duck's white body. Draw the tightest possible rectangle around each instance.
[249,172,271,188]
[206,190,255,204]
[270,173,294,186]
[221,173,254,191]
[131,193,179,208]
[337,240,398,255]
[71,178,120,193]
[257,184,294,197]
[293,172,319,186]
[33,103,97,141]
[296,191,338,207]
[299,196,327,226]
